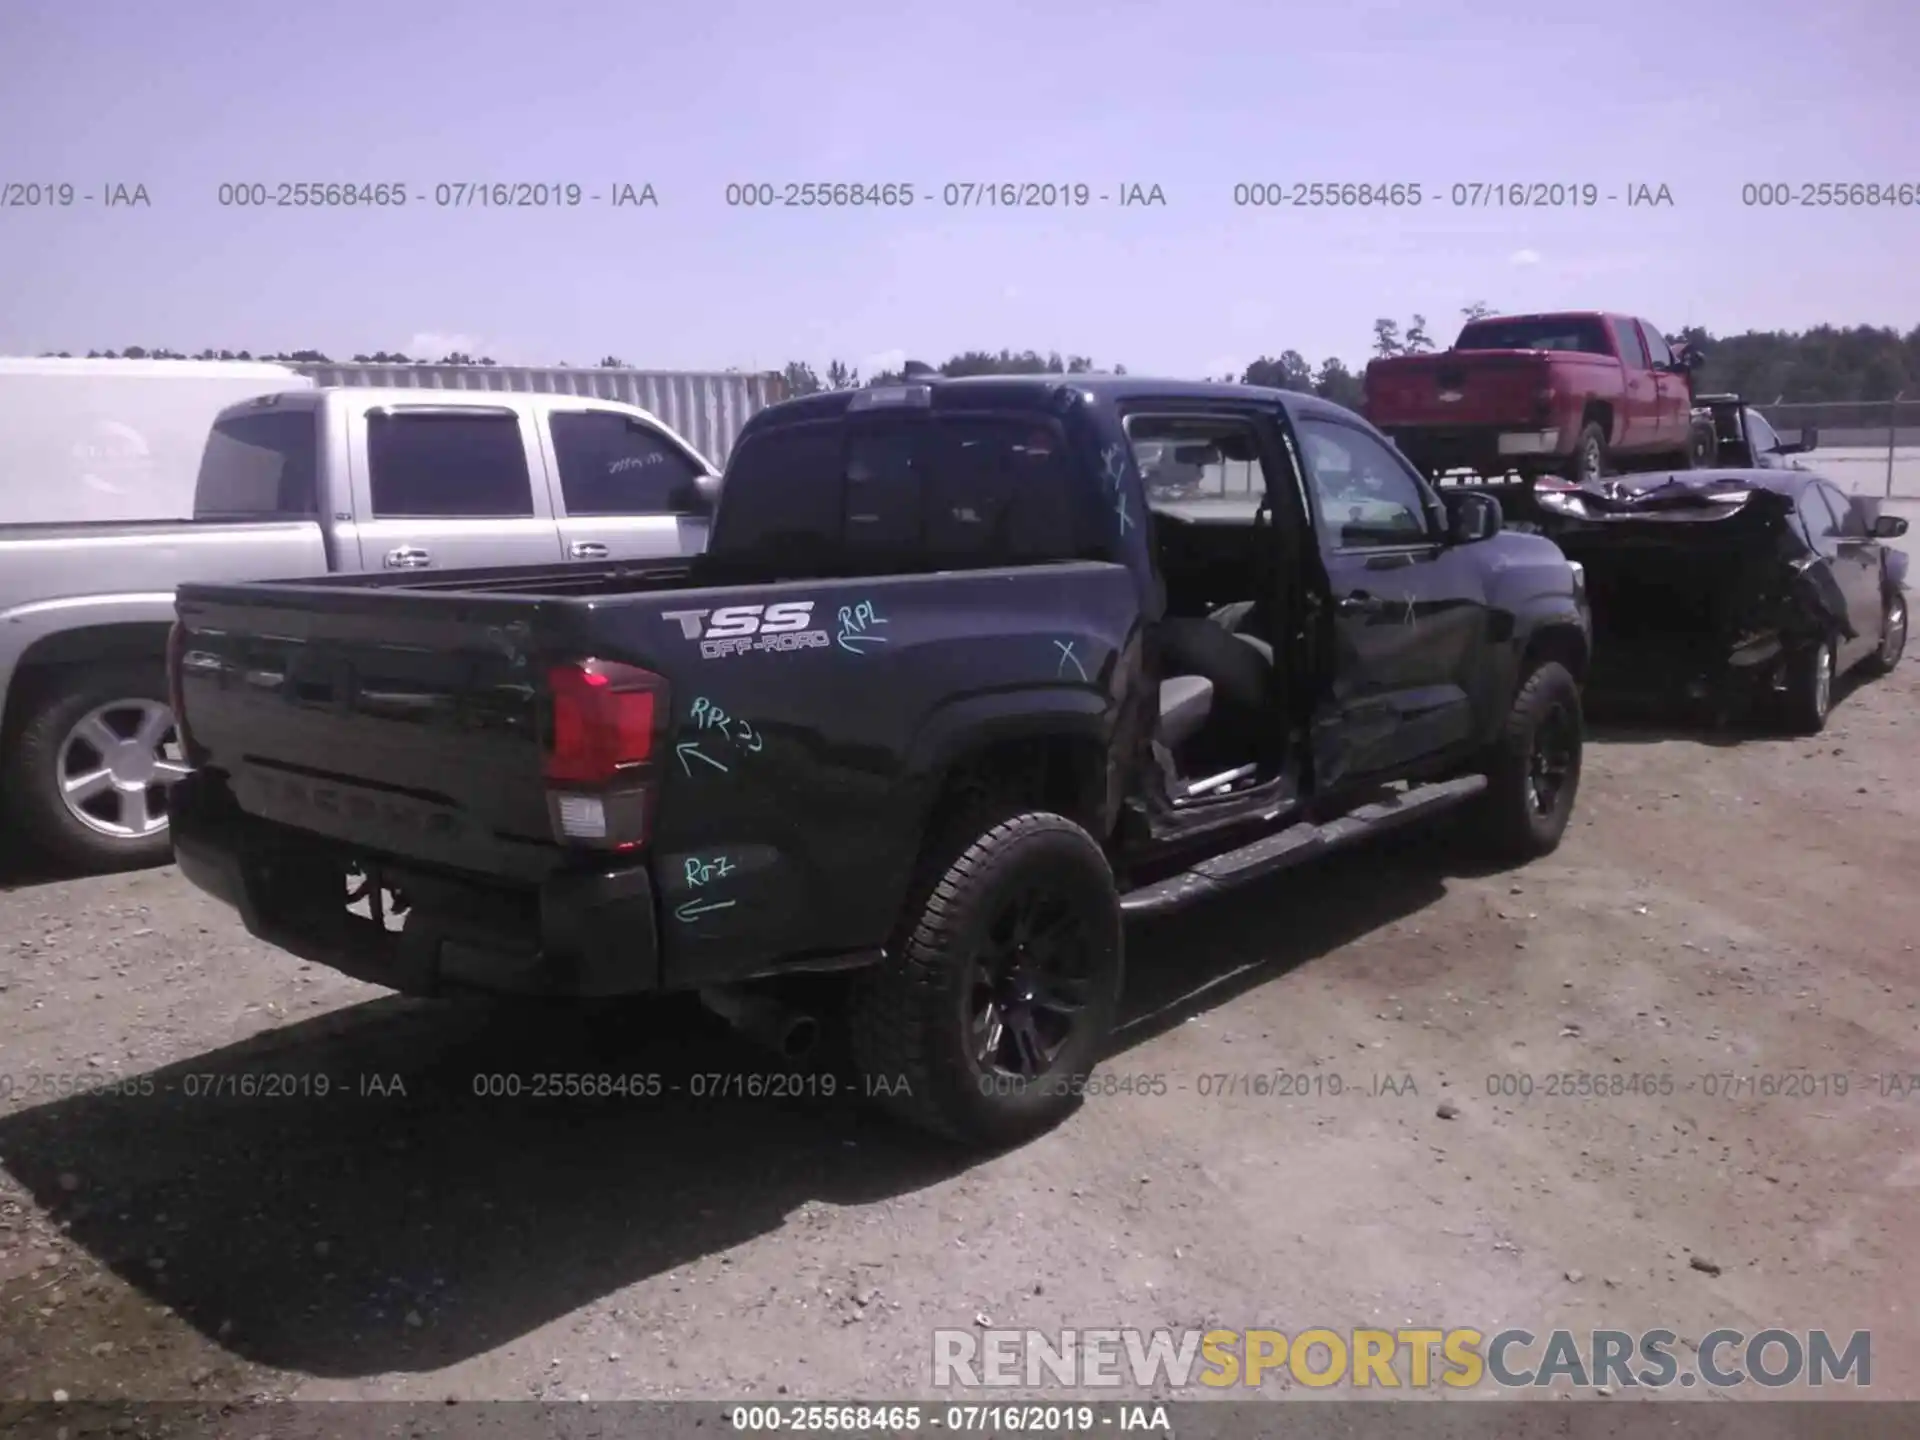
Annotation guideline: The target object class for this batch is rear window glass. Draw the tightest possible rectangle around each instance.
[1455,317,1612,355]
[921,416,1082,563]
[367,411,533,518]
[710,412,1092,573]
[192,409,319,518]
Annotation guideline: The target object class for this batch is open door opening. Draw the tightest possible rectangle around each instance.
[1127,412,1303,816]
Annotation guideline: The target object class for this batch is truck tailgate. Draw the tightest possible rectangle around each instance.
[1365,351,1553,427]
[174,582,580,881]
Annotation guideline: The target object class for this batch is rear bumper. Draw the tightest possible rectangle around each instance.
[1497,428,1561,456]
[1383,424,1575,473]
[170,771,660,999]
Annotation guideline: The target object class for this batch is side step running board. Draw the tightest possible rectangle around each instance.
[1118,774,1488,919]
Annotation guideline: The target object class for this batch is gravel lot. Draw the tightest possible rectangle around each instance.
[2,662,1917,1407]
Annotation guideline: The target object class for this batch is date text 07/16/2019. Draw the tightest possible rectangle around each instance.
[721,181,1166,209]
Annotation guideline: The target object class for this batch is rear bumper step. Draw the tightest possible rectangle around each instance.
[170,771,660,998]
[1119,774,1487,918]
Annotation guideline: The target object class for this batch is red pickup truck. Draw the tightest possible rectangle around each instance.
[1363,311,1702,485]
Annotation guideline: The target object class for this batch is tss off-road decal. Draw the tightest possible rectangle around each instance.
[661,601,832,659]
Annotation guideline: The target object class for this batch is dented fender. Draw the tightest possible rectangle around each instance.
[1790,556,1856,641]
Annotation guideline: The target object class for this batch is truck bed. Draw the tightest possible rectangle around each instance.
[233,554,702,596]
[169,557,1139,995]
[0,517,330,615]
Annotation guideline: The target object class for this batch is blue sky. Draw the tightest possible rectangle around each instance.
[1,0,1913,378]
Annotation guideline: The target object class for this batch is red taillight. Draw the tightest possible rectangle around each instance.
[543,659,668,849]
[544,660,662,783]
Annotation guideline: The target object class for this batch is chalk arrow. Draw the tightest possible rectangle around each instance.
[675,741,730,776]
[674,897,737,922]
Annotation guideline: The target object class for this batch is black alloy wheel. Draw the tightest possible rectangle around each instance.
[966,881,1096,1079]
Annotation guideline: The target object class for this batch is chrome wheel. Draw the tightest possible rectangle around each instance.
[1813,642,1832,720]
[55,698,189,839]
[1574,429,1607,484]
[1882,597,1907,668]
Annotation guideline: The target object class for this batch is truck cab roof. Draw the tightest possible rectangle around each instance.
[1467,310,1611,323]
[746,372,1367,431]
[224,383,694,434]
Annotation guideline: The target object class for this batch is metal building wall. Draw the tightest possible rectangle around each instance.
[290,363,785,465]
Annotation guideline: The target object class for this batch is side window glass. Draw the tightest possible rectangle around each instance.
[923,416,1081,564]
[1612,319,1650,370]
[367,412,533,517]
[709,413,1092,574]
[1745,412,1781,454]
[843,426,921,555]
[1641,326,1674,368]
[1296,419,1430,547]
[550,411,704,515]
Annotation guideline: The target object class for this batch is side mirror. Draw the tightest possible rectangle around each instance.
[1449,491,1503,543]
[1872,513,1908,539]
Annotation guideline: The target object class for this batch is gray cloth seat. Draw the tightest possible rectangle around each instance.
[1157,675,1215,750]
[1158,615,1274,722]
[1209,601,1275,664]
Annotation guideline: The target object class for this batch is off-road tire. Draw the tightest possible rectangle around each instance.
[1,665,177,873]
[1861,590,1907,677]
[845,810,1123,1147]
[1782,638,1835,734]
[1567,422,1610,485]
[1473,661,1584,863]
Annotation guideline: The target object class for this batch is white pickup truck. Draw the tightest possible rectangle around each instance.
[0,384,726,872]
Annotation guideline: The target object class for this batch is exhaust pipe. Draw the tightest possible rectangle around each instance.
[698,986,821,1062]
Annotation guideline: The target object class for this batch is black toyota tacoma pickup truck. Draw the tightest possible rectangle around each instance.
[167,373,1592,1146]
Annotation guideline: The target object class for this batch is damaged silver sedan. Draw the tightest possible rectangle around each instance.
[1534,468,1908,733]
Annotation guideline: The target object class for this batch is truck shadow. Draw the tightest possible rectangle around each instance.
[1584,716,1754,748]
[0,843,83,893]
[0,827,1470,1381]
[1113,821,1457,1052]
[0,840,173,893]
[1583,668,1874,748]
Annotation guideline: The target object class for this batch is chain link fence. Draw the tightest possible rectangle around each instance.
[1750,398,1920,498]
